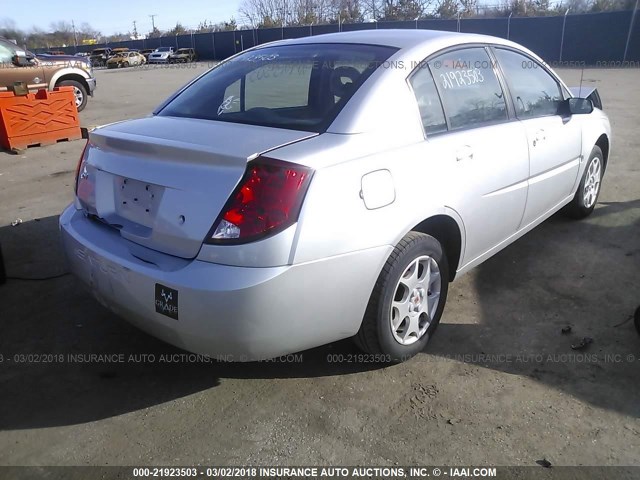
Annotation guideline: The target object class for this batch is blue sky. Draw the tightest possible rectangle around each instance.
[1,0,243,35]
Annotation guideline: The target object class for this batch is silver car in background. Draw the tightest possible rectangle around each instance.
[147,46,175,64]
[61,30,611,362]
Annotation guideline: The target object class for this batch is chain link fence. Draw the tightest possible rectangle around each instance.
[37,9,640,66]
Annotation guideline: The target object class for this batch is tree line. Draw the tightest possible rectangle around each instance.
[0,18,238,50]
[239,0,637,26]
[0,0,635,50]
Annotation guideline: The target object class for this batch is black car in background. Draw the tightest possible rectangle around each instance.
[89,48,112,67]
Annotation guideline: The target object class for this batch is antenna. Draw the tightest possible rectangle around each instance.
[579,66,584,97]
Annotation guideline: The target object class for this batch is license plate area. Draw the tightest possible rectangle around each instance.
[155,283,179,320]
[114,177,163,228]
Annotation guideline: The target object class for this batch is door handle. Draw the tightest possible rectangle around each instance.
[533,129,546,146]
[456,145,474,162]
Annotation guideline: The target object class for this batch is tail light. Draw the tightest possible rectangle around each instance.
[74,140,90,194]
[205,157,313,245]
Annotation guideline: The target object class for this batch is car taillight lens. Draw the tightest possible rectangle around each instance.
[74,140,90,194]
[206,158,313,245]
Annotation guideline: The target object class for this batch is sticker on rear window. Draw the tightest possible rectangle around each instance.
[217,95,238,115]
[155,284,179,320]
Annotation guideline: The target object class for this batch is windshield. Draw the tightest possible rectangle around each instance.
[92,50,107,55]
[158,43,397,133]
[177,49,190,54]
[156,47,172,52]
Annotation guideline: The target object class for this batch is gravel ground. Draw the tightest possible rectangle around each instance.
[0,63,638,473]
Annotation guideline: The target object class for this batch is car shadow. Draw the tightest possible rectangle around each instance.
[0,200,638,429]
[427,199,640,418]
[0,216,381,430]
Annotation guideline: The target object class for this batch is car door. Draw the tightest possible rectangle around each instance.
[409,47,530,268]
[0,41,45,92]
[493,47,582,227]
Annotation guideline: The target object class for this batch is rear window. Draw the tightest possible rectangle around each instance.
[158,43,397,132]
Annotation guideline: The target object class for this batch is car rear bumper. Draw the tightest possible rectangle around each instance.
[60,205,390,361]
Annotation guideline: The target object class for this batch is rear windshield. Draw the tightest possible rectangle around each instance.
[158,43,397,132]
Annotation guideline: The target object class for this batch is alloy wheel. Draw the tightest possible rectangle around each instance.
[390,255,441,345]
[583,156,602,209]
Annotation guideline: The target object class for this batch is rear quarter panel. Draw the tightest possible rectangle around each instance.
[280,137,457,265]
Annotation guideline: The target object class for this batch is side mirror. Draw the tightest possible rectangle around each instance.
[559,97,594,116]
[12,51,32,67]
[569,97,594,114]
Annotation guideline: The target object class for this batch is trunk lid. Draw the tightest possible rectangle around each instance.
[79,116,316,258]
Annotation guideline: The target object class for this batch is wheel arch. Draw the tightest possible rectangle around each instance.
[51,72,90,93]
[410,213,464,282]
[595,134,609,172]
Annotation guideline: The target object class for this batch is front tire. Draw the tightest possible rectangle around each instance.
[563,146,604,219]
[57,80,88,112]
[355,232,449,362]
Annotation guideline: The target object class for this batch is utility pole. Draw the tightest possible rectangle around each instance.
[71,19,78,51]
[149,14,158,33]
[133,20,139,39]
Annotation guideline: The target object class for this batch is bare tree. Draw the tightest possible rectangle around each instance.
[561,0,591,12]
[167,22,189,35]
[435,0,459,17]
[77,22,101,43]
[240,0,352,26]
[459,0,478,17]
[239,0,287,27]
[380,0,434,20]
[0,18,26,44]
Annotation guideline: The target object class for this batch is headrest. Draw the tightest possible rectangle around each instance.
[329,66,361,98]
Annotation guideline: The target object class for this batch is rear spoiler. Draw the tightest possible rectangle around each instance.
[569,86,602,110]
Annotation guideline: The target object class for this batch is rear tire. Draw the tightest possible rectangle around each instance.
[355,232,449,362]
[562,146,603,219]
[57,80,87,112]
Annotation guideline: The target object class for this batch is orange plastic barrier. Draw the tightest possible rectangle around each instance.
[0,86,82,152]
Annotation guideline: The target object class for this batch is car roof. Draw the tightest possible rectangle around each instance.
[264,29,531,58]
[280,29,466,48]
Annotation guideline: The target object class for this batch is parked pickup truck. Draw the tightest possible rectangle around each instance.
[0,37,96,111]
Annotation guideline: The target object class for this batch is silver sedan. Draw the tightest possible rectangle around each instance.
[61,30,611,362]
